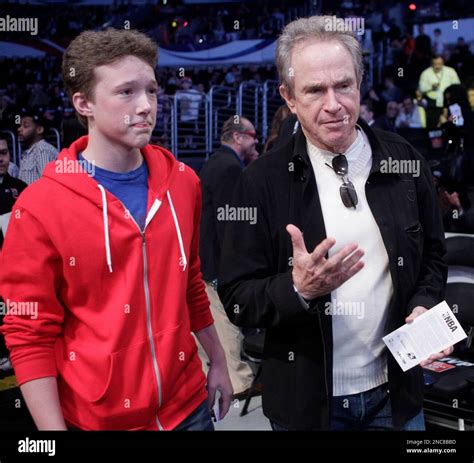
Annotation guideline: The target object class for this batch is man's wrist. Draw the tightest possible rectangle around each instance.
[293,284,311,309]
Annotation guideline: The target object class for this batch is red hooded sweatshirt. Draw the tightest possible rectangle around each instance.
[0,136,213,430]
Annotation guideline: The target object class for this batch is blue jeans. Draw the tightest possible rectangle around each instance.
[173,400,214,431]
[68,400,214,431]
[271,383,425,431]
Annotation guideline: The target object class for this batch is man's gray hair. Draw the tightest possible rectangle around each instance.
[220,116,250,143]
[276,15,364,97]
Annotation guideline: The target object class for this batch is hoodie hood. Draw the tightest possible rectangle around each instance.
[43,136,187,273]
[43,136,179,205]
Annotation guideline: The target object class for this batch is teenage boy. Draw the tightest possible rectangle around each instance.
[0,28,232,431]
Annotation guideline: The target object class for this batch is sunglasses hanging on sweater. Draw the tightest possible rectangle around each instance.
[325,154,359,209]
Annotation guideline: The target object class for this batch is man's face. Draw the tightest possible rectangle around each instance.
[280,39,360,153]
[86,55,157,150]
[235,122,259,163]
[432,57,444,73]
[0,140,10,176]
[180,79,192,91]
[386,101,399,118]
[17,117,40,147]
[402,98,413,113]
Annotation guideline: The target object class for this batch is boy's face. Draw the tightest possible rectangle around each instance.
[87,55,158,150]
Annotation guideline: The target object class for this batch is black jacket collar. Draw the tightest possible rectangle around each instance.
[217,144,245,169]
[290,118,389,182]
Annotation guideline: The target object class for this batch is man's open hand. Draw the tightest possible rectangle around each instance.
[287,224,365,300]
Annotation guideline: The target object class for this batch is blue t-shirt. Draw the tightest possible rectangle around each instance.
[78,153,149,230]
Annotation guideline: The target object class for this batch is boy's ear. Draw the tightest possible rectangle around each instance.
[72,92,93,119]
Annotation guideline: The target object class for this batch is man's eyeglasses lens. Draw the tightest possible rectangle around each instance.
[340,181,358,208]
[238,130,257,140]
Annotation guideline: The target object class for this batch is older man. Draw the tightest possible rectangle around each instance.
[218,16,450,431]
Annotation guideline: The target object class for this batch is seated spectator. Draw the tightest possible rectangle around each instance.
[396,95,426,128]
[381,76,403,104]
[373,101,399,132]
[363,86,385,117]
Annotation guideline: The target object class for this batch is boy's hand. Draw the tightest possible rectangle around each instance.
[206,359,233,421]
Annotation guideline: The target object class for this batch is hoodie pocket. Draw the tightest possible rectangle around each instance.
[90,338,158,430]
[153,323,204,405]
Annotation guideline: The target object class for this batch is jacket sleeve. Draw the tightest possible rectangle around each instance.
[0,206,64,386]
[407,155,448,312]
[186,177,214,332]
[214,163,242,245]
[217,167,316,328]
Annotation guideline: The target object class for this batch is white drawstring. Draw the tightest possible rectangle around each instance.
[167,191,187,272]
[95,186,184,274]
[97,184,113,273]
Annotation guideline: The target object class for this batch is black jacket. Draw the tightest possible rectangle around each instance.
[218,119,447,430]
[199,144,244,282]
[0,173,27,249]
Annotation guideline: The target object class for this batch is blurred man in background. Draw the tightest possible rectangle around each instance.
[199,116,259,400]
[17,111,58,184]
